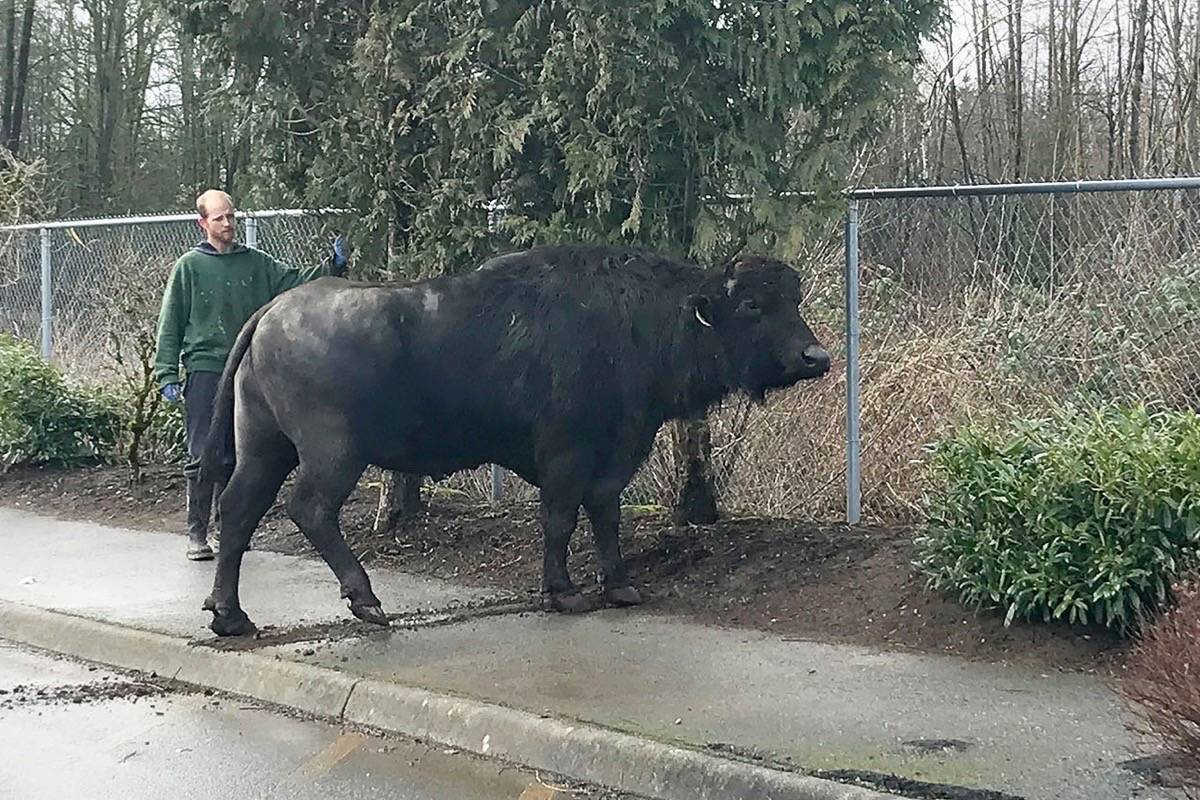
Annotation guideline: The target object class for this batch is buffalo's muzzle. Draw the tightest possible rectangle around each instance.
[802,344,831,375]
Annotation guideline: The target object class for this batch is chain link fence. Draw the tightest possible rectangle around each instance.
[847,185,1200,521]
[2,183,1198,520]
[608,181,1200,522]
[0,210,345,376]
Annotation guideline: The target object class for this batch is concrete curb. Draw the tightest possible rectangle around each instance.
[0,599,907,800]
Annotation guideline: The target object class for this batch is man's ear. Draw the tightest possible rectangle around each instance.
[689,294,716,328]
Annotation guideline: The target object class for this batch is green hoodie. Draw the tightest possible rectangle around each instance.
[154,242,345,387]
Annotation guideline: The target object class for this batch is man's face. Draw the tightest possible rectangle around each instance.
[199,200,236,248]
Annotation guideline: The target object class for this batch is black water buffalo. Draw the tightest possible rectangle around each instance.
[199,244,831,635]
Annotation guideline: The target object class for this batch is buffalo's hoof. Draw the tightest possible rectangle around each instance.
[604,585,643,607]
[350,603,390,627]
[204,596,257,637]
[209,609,257,637]
[545,591,592,613]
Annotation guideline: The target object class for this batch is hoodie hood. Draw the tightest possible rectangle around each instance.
[193,241,250,256]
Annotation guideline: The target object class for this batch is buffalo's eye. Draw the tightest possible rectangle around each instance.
[738,298,761,315]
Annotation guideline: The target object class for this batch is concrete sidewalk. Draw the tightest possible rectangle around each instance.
[0,507,1170,800]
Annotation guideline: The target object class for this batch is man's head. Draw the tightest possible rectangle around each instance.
[196,189,237,251]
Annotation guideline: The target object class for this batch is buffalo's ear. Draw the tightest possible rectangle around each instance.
[688,293,717,328]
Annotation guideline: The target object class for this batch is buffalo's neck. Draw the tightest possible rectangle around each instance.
[655,321,734,422]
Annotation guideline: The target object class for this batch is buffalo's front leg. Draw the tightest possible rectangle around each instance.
[539,495,589,613]
[584,490,642,607]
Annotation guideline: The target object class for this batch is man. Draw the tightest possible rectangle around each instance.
[154,189,350,560]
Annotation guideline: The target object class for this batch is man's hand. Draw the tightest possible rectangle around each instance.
[161,383,183,404]
[332,234,351,271]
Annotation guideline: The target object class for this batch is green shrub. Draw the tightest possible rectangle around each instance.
[916,403,1200,631]
[0,335,121,469]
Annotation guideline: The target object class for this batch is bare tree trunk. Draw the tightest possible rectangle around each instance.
[82,0,130,204]
[948,64,975,182]
[1190,0,1200,172]
[1115,3,1127,173]
[974,0,999,178]
[374,471,424,534]
[178,24,198,187]
[669,163,719,526]
[1006,0,1024,179]
[2,0,14,144]
[671,417,718,525]
[5,0,33,154]
[1128,0,1150,172]
[1147,7,1161,171]
[372,209,426,534]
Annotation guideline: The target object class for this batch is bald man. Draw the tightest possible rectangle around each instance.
[154,189,350,560]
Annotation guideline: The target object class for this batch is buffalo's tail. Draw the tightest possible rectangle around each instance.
[198,301,276,485]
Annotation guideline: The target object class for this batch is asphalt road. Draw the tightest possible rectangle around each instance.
[0,639,630,800]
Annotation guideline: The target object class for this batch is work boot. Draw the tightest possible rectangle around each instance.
[186,475,215,561]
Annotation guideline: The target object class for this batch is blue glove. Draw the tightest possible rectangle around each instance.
[161,383,183,403]
[332,234,350,270]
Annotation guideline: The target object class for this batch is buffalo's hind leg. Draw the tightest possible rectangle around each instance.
[287,455,388,626]
[584,489,642,608]
[206,432,297,636]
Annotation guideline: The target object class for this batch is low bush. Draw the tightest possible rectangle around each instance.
[0,334,121,470]
[916,403,1200,630]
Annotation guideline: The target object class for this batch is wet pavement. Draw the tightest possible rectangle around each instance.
[266,610,1164,800]
[0,507,1183,800]
[0,640,627,800]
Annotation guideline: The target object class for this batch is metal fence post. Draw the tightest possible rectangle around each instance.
[844,200,862,524]
[491,463,504,503]
[486,198,506,503]
[245,215,258,249]
[39,226,51,359]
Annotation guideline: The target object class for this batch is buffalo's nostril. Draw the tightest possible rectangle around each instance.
[802,345,831,371]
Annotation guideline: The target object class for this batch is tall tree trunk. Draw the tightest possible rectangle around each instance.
[1190,0,1200,172]
[6,0,34,154]
[670,166,718,525]
[672,417,718,525]
[84,0,128,205]
[374,212,426,532]
[178,25,199,187]
[374,471,424,533]
[1128,0,1150,172]
[948,68,974,183]
[1006,0,1024,179]
[1,0,15,144]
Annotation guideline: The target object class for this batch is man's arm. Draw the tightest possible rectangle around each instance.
[153,262,189,389]
[266,235,350,296]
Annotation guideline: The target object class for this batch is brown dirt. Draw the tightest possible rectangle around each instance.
[0,463,1125,672]
[0,675,167,710]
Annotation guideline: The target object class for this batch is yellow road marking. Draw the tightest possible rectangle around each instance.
[294,732,366,780]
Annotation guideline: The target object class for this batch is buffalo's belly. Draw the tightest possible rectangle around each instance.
[359,407,538,486]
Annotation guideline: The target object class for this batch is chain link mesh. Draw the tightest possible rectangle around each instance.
[0,228,45,349]
[2,194,1196,518]
[0,212,345,378]
[853,190,1200,520]
[551,189,1200,522]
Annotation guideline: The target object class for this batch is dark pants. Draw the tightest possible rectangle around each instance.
[183,371,222,539]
